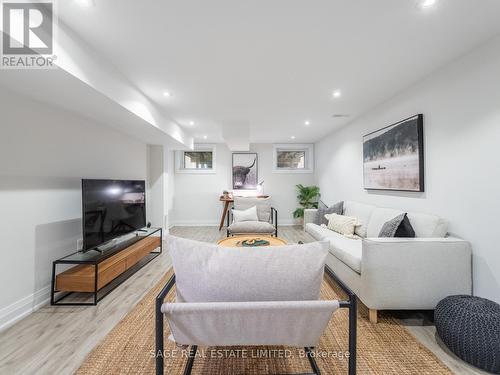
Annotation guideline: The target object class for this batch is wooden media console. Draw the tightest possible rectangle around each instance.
[51,228,162,305]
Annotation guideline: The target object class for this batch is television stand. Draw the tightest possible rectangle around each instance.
[50,227,162,306]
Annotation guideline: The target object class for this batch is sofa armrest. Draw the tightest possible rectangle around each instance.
[304,209,318,229]
[360,237,472,310]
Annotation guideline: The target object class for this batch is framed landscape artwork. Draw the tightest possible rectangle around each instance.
[232,153,258,190]
[363,114,424,192]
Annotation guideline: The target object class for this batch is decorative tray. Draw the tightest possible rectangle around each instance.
[238,238,270,247]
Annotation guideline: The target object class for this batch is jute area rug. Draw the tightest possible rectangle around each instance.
[77,268,451,374]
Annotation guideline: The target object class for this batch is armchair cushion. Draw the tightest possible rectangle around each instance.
[228,221,275,234]
[234,197,271,222]
[232,206,259,223]
[167,235,329,303]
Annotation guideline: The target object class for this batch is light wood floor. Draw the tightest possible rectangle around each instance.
[0,226,488,375]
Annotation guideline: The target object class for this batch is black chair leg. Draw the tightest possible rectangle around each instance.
[305,347,321,375]
[182,345,197,375]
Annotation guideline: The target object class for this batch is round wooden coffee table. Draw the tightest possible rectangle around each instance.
[217,235,287,247]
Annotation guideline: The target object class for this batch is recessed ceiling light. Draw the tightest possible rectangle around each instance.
[291,136,296,140]
[417,0,436,9]
[203,135,208,139]
[304,120,311,126]
[75,0,94,7]
[189,121,195,126]
[163,91,172,97]
[332,89,342,98]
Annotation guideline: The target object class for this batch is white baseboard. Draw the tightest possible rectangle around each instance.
[170,221,299,227]
[172,220,220,227]
[0,285,51,332]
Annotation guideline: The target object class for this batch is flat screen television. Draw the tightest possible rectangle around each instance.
[82,179,146,251]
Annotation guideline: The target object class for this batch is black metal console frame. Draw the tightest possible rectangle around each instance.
[155,264,357,375]
[51,227,162,306]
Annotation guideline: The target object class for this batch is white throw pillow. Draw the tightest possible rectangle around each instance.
[167,235,329,303]
[232,206,259,223]
[325,213,359,237]
[343,201,375,237]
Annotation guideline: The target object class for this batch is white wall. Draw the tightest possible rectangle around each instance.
[165,150,176,229]
[173,143,315,225]
[315,35,500,303]
[0,88,148,330]
[147,145,165,229]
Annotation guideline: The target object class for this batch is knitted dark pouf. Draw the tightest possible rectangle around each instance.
[435,295,500,374]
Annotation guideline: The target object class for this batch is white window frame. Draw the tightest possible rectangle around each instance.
[273,144,314,173]
[175,144,216,174]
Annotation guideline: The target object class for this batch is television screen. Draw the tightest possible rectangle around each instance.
[82,179,146,251]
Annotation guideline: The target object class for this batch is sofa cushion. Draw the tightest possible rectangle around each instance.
[343,201,376,238]
[407,212,448,237]
[327,231,362,274]
[305,222,339,241]
[314,201,344,226]
[167,235,329,303]
[228,221,275,234]
[366,208,405,238]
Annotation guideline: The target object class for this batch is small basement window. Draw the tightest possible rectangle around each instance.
[184,151,213,169]
[176,144,216,174]
[277,150,306,169]
[273,144,313,173]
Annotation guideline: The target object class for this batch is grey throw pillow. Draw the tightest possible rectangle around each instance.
[379,213,415,237]
[395,214,416,237]
[379,213,408,237]
[314,201,344,226]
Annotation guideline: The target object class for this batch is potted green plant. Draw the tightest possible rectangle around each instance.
[293,184,320,220]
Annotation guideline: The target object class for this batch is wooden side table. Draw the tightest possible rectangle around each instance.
[217,235,287,247]
[219,196,233,231]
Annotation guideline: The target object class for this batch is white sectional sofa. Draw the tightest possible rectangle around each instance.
[304,201,472,323]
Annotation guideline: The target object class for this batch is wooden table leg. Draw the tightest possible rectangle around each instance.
[219,200,230,231]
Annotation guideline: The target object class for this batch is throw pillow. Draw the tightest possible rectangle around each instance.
[314,201,344,225]
[378,213,405,237]
[234,197,271,222]
[167,235,329,303]
[395,214,416,237]
[379,213,416,238]
[325,213,358,237]
[232,206,259,223]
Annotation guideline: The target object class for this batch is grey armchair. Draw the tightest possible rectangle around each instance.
[226,197,278,237]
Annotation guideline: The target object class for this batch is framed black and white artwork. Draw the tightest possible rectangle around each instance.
[232,153,258,190]
[363,114,424,192]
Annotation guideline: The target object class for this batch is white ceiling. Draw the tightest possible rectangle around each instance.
[57,0,500,145]
[0,69,189,149]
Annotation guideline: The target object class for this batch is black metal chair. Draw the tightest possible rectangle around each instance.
[155,265,357,375]
[226,197,278,237]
